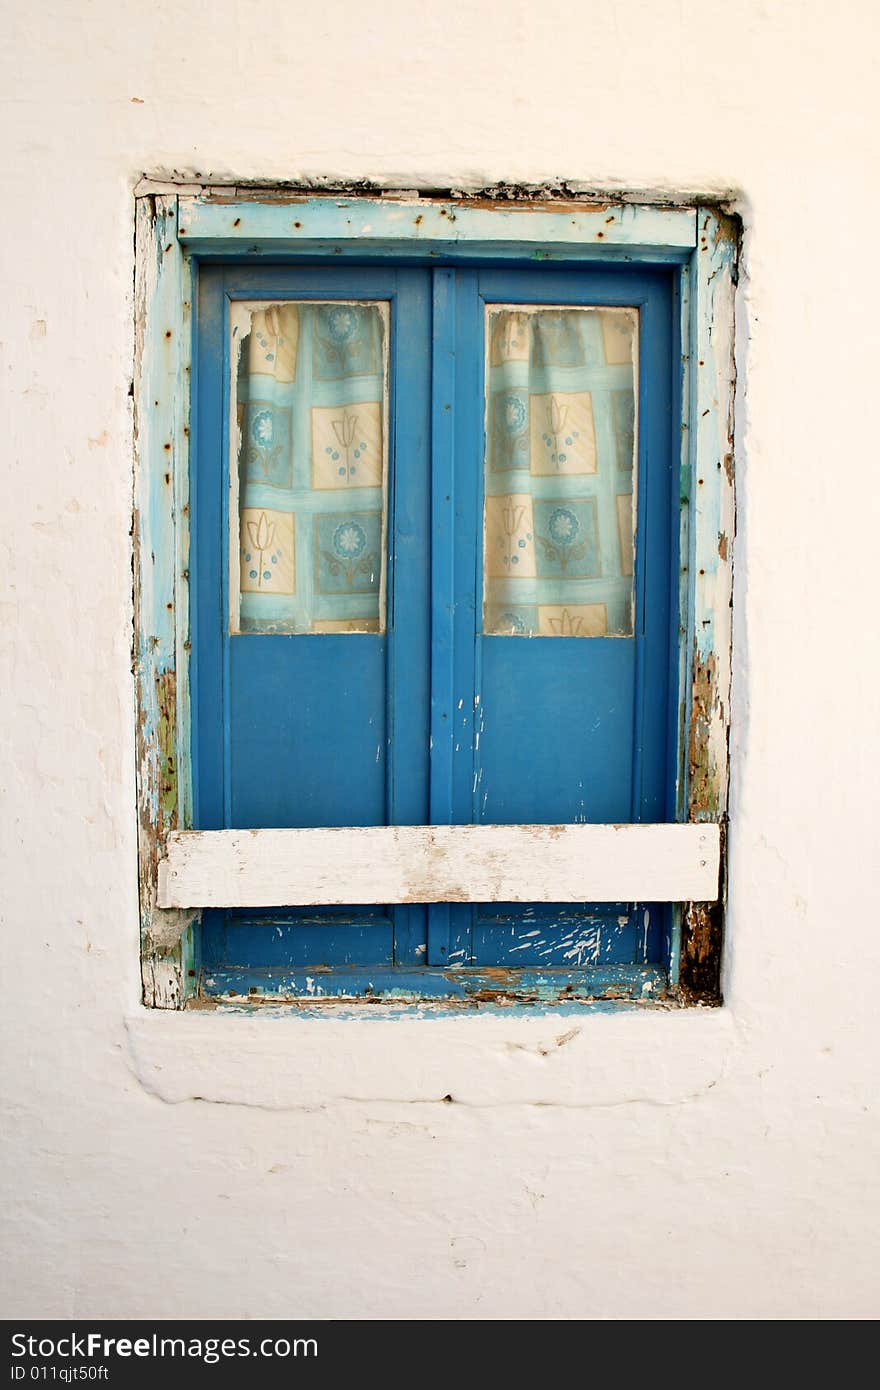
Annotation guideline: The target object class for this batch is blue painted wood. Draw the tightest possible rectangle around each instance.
[194,266,432,974]
[202,914,393,969]
[192,266,225,836]
[477,638,636,822]
[426,270,483,965]
[445,266,677,966]
[448,271,484,967]
[425,269,456,967]
[471,906,661,967]
[385,270,433,963]
[194,260,679,988]
[178,196,698,257]
[229,635,387,827]
[199,963,668,1003]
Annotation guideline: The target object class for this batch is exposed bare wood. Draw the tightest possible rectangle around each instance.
[176,194,697,254]
[133,193,197,1007]
[678,207,738,1003]
[134,190,736,1005]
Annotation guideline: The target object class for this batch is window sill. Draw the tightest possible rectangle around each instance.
[198,963,668,1007]
[125,999,736,1109]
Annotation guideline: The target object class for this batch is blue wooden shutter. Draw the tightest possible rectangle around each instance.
[428,266,677,970]
[192,261,678,990]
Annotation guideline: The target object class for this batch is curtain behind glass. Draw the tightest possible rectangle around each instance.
[483,306,637,637]
[232,300,388,634]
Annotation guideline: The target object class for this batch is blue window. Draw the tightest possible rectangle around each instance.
[190,259,681,1001]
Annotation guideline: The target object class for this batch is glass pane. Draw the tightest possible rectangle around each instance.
[482,305,637,637]
[230,300,389,634]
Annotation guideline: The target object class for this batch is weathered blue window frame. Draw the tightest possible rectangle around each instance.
[134,191,737,1011]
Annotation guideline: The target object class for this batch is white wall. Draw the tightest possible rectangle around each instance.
[2,0,879,1320]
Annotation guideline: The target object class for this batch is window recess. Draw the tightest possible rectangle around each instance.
[134,192,737,1010]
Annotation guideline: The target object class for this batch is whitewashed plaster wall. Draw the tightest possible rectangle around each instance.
[2,0,879,1320]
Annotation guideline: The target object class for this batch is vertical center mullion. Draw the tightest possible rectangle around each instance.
[426,269,457,965]
[388,269,433,964]
[427,269,482,967]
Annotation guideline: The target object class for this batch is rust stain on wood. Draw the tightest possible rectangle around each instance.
[138,187,736,1011]
[191,184,618,214]
[133,192,196,1001]
[688,645,717,817]
[449,197,612,215]
[681,649,727,1006]
[155,668,177,826]
[676,207,739,1005]
[712,209,741,254]
[679,895,723,1005]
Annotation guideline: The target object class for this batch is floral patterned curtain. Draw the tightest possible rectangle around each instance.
[233,300,387,634]
[483,306,637,637]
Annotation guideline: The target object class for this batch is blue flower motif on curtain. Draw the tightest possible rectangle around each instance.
[533,501,600,578]
[491,390,530,470]
[315,512,382,595]
[242,402,293,487]
[313,304,383,381]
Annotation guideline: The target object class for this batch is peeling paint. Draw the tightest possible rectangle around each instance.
[133,192,197,1005]
[135,185,737,1011]
[176,191,697,257]
[191,963,668,1009]
[674,204,739,1004]
[135,172,739,209]
[688,645,719,819]
[679,894,723,1005]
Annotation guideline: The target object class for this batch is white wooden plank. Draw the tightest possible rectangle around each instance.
[158,823,720,909]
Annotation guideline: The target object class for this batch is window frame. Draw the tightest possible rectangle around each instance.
[134,189,737,1011]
